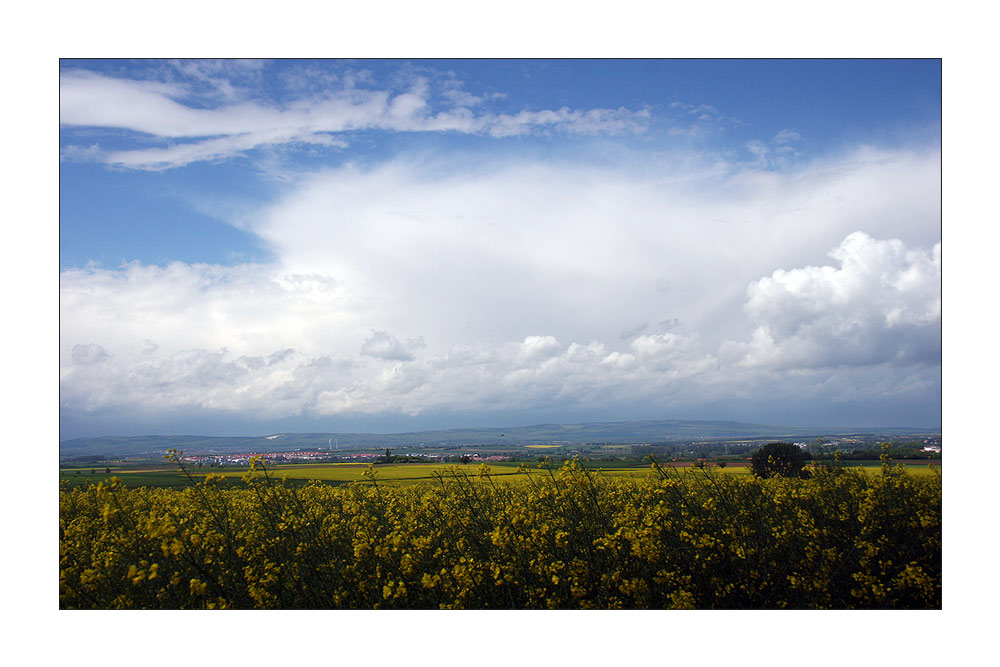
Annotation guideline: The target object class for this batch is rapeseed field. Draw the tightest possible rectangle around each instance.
[59,452,940,609]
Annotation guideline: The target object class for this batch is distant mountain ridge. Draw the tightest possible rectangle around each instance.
[59,419,939,459]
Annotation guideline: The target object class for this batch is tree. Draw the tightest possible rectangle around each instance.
[750,442,808,478]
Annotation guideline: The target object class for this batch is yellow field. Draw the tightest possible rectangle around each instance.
[60,457,941,609]
[192,461,940,487]
[204,462,520,486]
[60,458,940,492]
[188,462,675,487]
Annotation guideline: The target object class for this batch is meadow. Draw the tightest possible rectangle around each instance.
[59,452,940,609]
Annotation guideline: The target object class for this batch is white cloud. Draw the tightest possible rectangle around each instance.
[59,146,940,425]
[70,343,109,366]
[480,106,651,137]
[361,330,426,362]
[773,129,801,144]
[630,332,717,377]
[60,69,652,169]
[60,262,365,359]
[723,231,941,369]
[59,143,107,163]
[249,146,940,348]
[102,131,350,171]
[743,129,802,167]
[518,335,563,362]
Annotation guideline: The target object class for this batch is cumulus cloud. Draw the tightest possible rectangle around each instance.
[60,262,366,360]
[518,336,562,362]
[246,146,940,349]
[59,333,696,421]
[59,145,940,428]
[361,331,426,362]
[59,68,652,169]
[60,344,358,419]
[723,231,940,369]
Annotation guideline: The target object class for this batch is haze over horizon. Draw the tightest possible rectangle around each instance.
[60,414,942,443]
[60,59,941,441]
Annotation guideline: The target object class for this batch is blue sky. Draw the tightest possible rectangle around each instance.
[59,59,941,438]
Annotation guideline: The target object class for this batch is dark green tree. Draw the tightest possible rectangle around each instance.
[750,442,808,478]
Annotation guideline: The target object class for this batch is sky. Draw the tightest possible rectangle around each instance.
[58,59,942,439]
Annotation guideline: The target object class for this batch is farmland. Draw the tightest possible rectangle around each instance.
[59,451,940,610]
[59,434,941,610]
[58,457,941,489]
[58,420,942,459]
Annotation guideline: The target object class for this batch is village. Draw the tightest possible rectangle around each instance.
[176,449,511,467]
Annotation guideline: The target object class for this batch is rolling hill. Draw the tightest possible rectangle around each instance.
[59,419,938,459]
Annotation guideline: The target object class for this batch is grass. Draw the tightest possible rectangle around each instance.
[60,469,193,489]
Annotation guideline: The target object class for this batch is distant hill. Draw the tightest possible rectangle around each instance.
[59,419,939,459]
